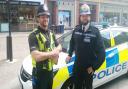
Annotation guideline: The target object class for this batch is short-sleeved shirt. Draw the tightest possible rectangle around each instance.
[28,26,59,52]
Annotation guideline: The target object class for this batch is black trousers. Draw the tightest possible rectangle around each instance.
[73,67,93,89]
[32,68,53,89]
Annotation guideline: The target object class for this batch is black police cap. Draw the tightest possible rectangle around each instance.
[37,4,50,17]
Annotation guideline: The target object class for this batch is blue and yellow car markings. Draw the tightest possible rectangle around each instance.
[97,59,106,72]
[53,35,128,89]
[117,44,128,63]
[67,56,75,75]
[106,48,119,68]
[53,55,76,89]
[53,65,70,89]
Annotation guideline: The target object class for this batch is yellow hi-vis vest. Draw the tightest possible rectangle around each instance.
[32,29,55,71]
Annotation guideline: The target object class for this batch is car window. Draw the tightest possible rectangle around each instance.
[101,31,111,49]
[57,31,72,52]
[112,30,128,45]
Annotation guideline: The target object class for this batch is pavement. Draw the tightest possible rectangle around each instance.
[0,30,71,89]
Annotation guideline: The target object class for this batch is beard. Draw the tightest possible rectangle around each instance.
[81,20,89,25]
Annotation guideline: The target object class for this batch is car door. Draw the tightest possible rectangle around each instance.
[111,30,128,74]
[93,30,110,88]
[93,30,120,88]
[105,31,119,68]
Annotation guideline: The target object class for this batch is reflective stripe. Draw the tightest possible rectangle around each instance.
[110,32,115,46]
[111,38,115,47]
[36,33,46,51]
[32,57,36,68]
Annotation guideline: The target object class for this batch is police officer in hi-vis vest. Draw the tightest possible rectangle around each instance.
[28,4,62,89]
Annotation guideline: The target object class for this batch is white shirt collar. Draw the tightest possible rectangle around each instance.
[82,23,90,32]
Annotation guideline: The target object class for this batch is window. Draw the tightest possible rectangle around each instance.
[0,4,8,23]
[112,31,128,45]
[101,31,111,49]
[0,1,40,32]
[58,10,71,27]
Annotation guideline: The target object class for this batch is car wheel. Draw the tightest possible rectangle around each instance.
[61,77,75,89]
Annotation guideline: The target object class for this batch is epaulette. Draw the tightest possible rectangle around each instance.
[74,25,81,30]
[32,28,40,35]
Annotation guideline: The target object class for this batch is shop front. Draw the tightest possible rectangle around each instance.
[0,0,40,32]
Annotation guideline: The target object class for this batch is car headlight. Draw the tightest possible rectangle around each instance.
[20,66,32,82]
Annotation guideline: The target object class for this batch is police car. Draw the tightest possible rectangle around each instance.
[18,27,128,89]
